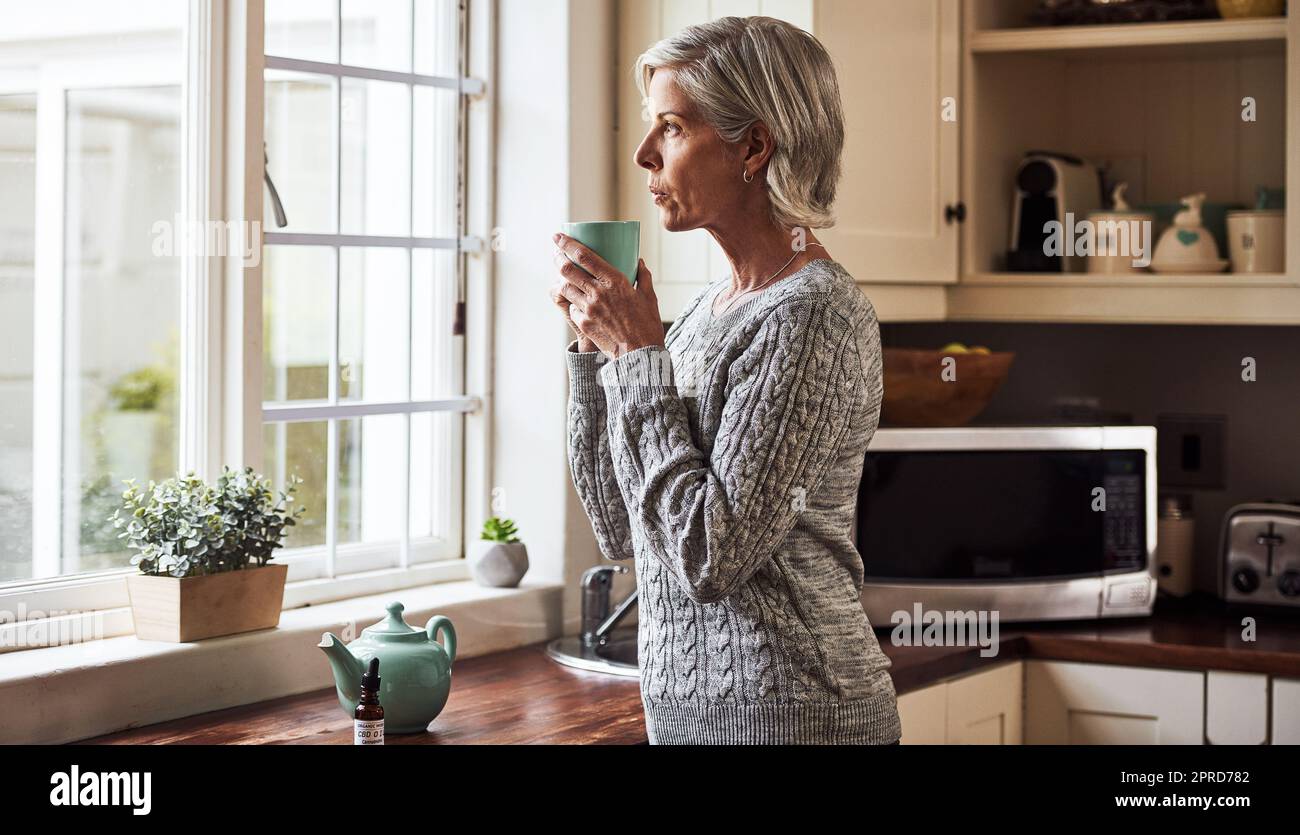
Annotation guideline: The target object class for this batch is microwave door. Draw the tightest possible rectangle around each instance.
[855,449,1147,583]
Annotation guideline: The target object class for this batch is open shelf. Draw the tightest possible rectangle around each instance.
[962,272,1296,288]
[970,17,1287,57]
[946,282,1300,324]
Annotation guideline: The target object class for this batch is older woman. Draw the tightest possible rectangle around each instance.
[548,16,901,745]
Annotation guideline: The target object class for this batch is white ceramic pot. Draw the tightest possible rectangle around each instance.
[1086,211,1154,274]
[1226,210,1284,274]
[471,540,529,588]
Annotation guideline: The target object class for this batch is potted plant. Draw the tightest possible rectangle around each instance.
[111,467,304,642]
[471,517,529,588]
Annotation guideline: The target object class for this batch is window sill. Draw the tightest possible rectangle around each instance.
[0,579,564,744]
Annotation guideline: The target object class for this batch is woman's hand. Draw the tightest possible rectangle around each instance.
[548,270,598,352]
[549,232,664,360]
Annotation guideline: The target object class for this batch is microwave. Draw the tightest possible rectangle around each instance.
[854,426,1157,624]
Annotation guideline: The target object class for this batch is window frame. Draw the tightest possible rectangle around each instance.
[0,0,495,650]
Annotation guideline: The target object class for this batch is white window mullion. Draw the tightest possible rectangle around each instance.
[222,0,266,472]
[30,75,67,579]
[326,0,342,580]
[262,54,482,94]
[180,0,224,480]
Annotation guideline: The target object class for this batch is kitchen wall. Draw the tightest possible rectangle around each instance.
[880,320,1300,595]
[494,0,630,626]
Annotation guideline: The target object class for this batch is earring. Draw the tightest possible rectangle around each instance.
[743,167,754,183]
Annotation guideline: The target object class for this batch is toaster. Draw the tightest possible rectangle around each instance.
[1006,151,1103,273]
[1220,501,1300,608]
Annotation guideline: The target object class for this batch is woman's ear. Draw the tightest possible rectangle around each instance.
[743,121,776,172]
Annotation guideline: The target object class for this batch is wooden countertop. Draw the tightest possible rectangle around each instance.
[87,593,1300,745]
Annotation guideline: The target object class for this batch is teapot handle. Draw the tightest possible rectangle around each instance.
[426,616,456,666]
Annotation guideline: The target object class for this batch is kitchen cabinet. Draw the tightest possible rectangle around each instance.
[1024,660,1204,744]
[904,660,1296,745]
[812,0,961,285]
[617,0,1300,324]
[618,0,816,321]
[951,0,1298,324]
[1206,670,1268,745]
[897,679,949,744]
[897,661,1023,744]
[617,0,949,321]
[1273,677,1300,744]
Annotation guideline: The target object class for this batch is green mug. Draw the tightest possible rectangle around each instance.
[561,220,640,286]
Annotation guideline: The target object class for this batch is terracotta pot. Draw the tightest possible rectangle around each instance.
[126,563,288,642]
[471,541,529,588]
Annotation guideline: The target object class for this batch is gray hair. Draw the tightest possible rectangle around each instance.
[634,16,845,230]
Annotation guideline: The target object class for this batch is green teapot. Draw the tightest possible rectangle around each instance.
[318,602,457,733]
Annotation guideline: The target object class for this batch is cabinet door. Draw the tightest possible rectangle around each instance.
[812,0,961,283]
[897,680,948,744]
[1206,671,1268,745]
[1025,660,1204,744]
[946,661,1023,744]
[1273,677,1300,744]
[618,1,818,319]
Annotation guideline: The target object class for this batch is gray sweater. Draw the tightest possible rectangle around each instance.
[565,258,901,744]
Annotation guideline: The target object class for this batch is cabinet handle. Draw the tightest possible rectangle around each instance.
[944,202,966,225]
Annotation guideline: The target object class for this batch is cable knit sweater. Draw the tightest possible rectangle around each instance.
[565,258,901,745]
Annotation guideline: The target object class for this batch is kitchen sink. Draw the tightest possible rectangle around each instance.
[545,626,639,677]
[546,564,640,677]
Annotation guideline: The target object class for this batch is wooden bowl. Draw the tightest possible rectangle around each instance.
[881,348,1015,427]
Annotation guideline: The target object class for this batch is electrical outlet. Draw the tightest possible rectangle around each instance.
[1157,413,1226,489]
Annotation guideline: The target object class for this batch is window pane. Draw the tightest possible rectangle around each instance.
[342,0,412,73]
[410,248,457,400]
[263,245,335,403]
[264,69,336,234]
[0,95,37,582]
[414,0,459,78]
[64,85,182,575]
[340,78,411,237]
[409,411,451,544]
[339,247,409,402]
[412,85,458,239]
[263,421,328,549]
[338,414,405,545]
[265,0,337,63]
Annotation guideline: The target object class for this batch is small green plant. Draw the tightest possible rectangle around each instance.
[107,365,174,412]
[480,516,520,543]
[111,467,305,578]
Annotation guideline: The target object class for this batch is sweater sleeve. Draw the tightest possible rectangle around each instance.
[565,338,636,561]
[598,300,860,604]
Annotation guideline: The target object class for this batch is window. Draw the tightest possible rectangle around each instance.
[0,2,186,584]
[0,0,488,644]
[260,0,476,582]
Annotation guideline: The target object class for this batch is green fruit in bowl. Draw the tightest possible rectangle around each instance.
[939,342,968,354]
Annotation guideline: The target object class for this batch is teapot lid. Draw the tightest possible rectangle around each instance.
[361,602,424,641]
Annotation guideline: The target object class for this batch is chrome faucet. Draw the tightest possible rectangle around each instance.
[580,564,639,648]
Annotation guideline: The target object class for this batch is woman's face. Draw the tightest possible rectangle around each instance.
[634,69,745,233]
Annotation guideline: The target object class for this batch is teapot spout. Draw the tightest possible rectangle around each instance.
[318,632,364,703]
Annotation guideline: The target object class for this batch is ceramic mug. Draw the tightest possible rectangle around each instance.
[561,220,640,285]
[1226,210,1284,274]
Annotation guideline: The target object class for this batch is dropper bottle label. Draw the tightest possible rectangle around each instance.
[354,657,384,745]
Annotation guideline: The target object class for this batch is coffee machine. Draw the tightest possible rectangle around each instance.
[1007,151,1103,273]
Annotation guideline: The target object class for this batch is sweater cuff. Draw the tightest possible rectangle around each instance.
[598,344,677,404]
[565,338,608,402]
